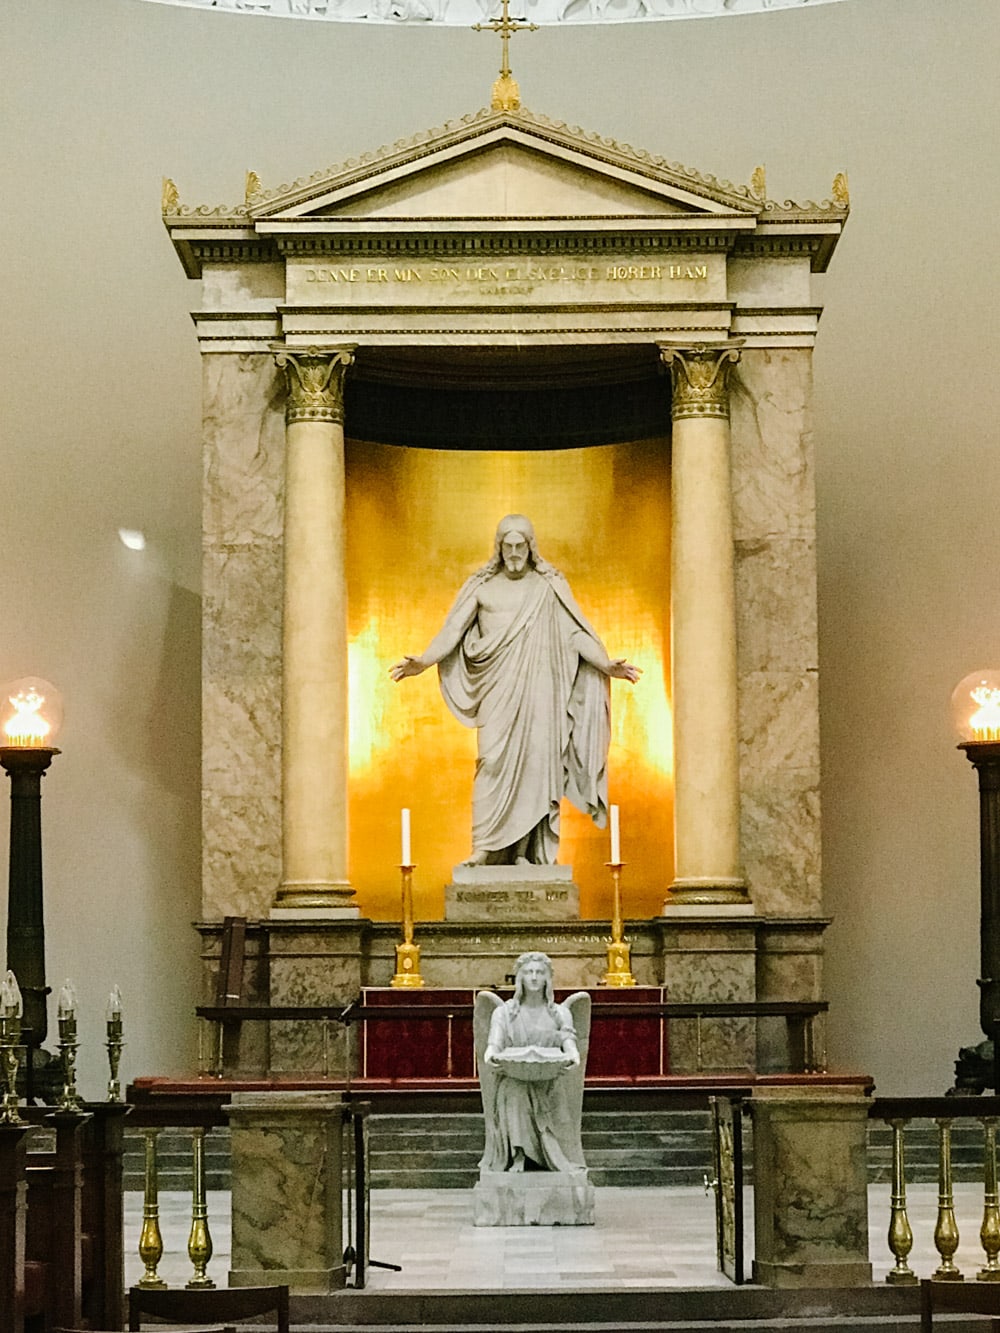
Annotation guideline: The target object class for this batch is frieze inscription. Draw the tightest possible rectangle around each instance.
[288,254,721,307]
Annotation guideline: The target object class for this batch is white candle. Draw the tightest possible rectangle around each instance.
[610,804,621,863]
[401,808,411,865]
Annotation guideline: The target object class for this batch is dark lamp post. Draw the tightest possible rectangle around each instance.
[1,676,63,1098]
[950,671,1000,1094]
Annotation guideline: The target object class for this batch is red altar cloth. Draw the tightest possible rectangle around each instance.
[359,987,669,1083]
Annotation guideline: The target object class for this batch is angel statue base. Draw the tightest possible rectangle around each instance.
[472,952,595,1226]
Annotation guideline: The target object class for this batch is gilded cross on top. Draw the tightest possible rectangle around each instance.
[473,0,539,113]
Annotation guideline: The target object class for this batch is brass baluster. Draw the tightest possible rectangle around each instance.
[933,1117,964,1280]
[186,1126,215,1288]
[980,1116,1000,1280]
[137,1127,167,1288]
[885,1117,917,1285]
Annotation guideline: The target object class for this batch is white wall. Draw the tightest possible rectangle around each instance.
[2,0,997,1094]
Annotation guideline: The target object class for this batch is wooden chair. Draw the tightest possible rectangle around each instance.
[128,1285,289,1333]
[920,1277,1000,1331]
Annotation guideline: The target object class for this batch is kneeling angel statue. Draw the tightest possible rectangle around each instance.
[474,952,590,1174]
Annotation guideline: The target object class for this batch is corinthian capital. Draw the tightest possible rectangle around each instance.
[274,347,355,425]
[659,344,741,421]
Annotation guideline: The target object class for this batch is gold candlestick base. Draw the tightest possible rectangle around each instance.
[391,940,424,988]
[602,938,637,987]
[600,861,636,987]
[390,864,424,988]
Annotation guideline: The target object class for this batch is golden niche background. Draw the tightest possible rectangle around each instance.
[345,438,673,920]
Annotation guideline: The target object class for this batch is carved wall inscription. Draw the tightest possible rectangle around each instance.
[287,255,722,306]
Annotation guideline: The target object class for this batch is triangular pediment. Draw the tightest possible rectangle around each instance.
[252,110,761,225]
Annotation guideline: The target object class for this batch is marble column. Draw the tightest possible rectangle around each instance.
[660,344,749,908]
[750,1085,873,1287]
[225,1091,346,1292]
[272,348,357,916]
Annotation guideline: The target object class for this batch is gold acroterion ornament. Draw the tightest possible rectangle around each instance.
[750,164,766,200]
[832,171,850,208]
[473,0,538,113]
[245,170,262,207]
[161,177,179,215]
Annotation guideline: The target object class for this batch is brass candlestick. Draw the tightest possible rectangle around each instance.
[0,1011,25,1126]
[106,985,124,1103]
[57,984,83,1111]
[106,1018,124,1103]
[390,864,424,988]
[601,862,636,987]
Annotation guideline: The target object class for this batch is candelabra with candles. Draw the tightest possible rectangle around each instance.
[949,671,1000,1093]
[0,970,25,1124]
[56,979,84,1110]
[391,808,424,988]
[601,804,636,987]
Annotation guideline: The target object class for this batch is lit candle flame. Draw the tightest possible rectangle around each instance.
[4,688,50,746]
[970,686,1000,742]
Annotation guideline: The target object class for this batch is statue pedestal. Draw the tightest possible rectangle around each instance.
[446,865,579,922]
[473,1170,595,1226]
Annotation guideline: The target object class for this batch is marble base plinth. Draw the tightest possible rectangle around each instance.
[225,1091,346,1292]
[750,1085,873,1289]
[446,865,579,922]
[473,1170,595,1226]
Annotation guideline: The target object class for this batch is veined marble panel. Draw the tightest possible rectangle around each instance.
[730,349,814,543]
[741,771,822,915]
[739,671,819,778]
[203,677,281,790]
[202,789,280,920]
[203,354,284,545]
[735,537,818,675]
[203,545,282,677]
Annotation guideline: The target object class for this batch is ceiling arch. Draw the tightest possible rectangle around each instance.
[139,0,849,27]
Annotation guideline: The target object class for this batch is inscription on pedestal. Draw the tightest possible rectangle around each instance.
[445,865,580,921]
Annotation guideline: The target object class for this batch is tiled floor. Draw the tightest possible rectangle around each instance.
[124,1183,992,1291]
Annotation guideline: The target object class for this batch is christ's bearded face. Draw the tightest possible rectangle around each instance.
[500,532,530,577]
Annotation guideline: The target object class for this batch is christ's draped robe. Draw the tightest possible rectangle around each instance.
[437,567,611,863]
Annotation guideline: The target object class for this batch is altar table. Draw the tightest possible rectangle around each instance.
[358,987,670,1083]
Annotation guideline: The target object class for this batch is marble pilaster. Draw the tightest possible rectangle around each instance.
[225,1091,346,1292]
[730,349,821,919]
[660,344,747,909]
[265,920,366,1075]
[750,1085,873,1288]
[202,353,284,920]
[658,919,756,1073]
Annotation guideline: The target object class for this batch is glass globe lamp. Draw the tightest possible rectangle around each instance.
[951,670,1000,745]
[0,677,63,748]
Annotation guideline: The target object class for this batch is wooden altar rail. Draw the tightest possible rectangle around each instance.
[194,998,829,1078]
[0,1103,129,1333]
[870,1096,1000,1286]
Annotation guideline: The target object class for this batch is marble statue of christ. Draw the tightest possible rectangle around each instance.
[390,515,640,865]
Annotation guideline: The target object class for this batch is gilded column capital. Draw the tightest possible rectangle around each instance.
[659,344,742,421]
[274,347,355,425]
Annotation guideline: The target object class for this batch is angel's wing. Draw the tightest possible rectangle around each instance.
[474,990,504,1171]
[558,991,591,1167]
